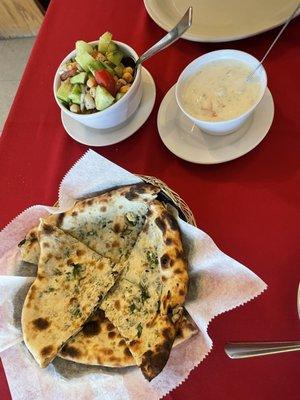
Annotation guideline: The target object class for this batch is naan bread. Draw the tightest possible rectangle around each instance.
[101,201,189,380]
[20,183,159,265]
[59,309,198,367]
[22,221,118,368]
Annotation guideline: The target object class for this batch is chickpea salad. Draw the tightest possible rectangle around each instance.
[56,32,136,114]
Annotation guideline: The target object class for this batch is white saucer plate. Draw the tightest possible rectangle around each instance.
[157,85,274,164]
[144,0,299,42]
[61,67,156,146]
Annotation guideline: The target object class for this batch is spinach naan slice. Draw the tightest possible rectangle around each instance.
[101,201,189,380]
[21,221,117,368]
[20,183,159,265]
[59,309,198,367]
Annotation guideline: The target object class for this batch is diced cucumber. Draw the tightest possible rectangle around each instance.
[116,92,125,101]
[107,41,118,53]
[56,80,72,103]
[95,85,114,111]
[106,50,124,66]
[70,72,87,84]
[76,40,94,55]
[88,60,105,75]
[114,63,124,78]
[103,61,115,75]
[75,52,95,72]
[68,84,82,105]
[98,31,112,53]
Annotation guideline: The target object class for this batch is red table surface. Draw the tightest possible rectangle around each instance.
[0,1,299,399]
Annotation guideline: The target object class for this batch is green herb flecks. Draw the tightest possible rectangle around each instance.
[53,268,62,276]
[146,250,158,268]
[70,304,82,318]
[43,287,55,294]
[136,323,143,338]
[140,284,150,303]
[129,303,136,313]
[71,263,85,278]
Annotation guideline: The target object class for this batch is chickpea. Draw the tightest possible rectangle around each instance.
[116,78,127,91]
[70,104,80,113]
[119,84,131,93]
[122,72,133,83]
[124,67,133,75]
[87,77,97,88]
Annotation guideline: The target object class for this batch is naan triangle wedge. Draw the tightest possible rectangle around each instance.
[21,221,118,368]
[58,309,198,367]
[20,183,159,265]
[101,201,189,380]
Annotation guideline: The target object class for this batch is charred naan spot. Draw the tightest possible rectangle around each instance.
[42,224,54,234]
[174,268,182,274]
[107,323,115,331]
[63,283,70,290]
[32,317,50,330]
[37,274,44,280]
[124,188,139,201]
[146,208,153,217]
[55,255,62,261]
[87,199,93,206]
[160,253,170,269]
[165,237,173,245]
[141,343,172,381]
[18,238,26,247]
[96,309,106,322]
[113,223,121,233]
[76,249,85,257]
[112,240,119,248]
[143,223,149,233]
[119,339,126,346]
[60,344,81,358]
[71,211,78,217]
[164,211,178,231]
[104,348,113,355]
[187,322,196,331]
[177,328,183,338]
[162,327,172,340]
[175,248,184,260]
[69,297,78,305]
[41,345,54,357]
[114,300,121,311]
[56,212,65,227]
[124,347,131,357]
[82,320,100,336]
[155,217,166,234]
[100,206,107,212]
[105,243,111,248]
[42,242,50,248]
[161,276,167,282]
[170,259,174,267]
[135,185,146,194]
[97,356,102,364]
[108,331,116,339]
[29,231,37,239]
[179,289,185,296]
[129,340,138,347]
[97,262,104,270]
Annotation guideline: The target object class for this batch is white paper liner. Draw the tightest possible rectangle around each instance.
[0,150,267,400]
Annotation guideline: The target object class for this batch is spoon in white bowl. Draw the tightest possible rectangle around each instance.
[247,2,300,80]
[225,283,300,359]
[122,7,193,71]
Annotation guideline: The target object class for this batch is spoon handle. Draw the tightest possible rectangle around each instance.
[225,341,300,359]
[136,6,193,66]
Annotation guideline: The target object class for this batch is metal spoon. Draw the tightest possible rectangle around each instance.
[225,283,300,359]
[122,7,193,70]
[248,2,300,79]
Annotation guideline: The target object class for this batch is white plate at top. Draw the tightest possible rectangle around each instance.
[144,0,299,42]
[157,85,274,164]
[61,67,155,147]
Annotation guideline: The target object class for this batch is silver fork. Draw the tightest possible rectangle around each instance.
[225,284,300,358]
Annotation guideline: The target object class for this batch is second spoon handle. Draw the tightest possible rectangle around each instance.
[136,6,193,66]
[225,341,300,359]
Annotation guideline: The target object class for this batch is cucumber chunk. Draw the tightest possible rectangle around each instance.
[75,52,95,72]
[70,72,87,84]
[95,85,114,110]
[56,80,72,103]
[68,84,82,105]
[106,51,124,66]
[76,40,94,55]
[98,31,113,53]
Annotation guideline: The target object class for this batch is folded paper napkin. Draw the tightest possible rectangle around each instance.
[0,150,267,400]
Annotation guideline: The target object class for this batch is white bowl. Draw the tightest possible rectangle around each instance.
[175,50,267,135]
[53,41,142,129]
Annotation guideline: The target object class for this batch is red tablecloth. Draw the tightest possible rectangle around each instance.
[0,1,299,399]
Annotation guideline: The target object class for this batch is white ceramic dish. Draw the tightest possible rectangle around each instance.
[61,67,155,147]
[54,40,142,129]
[157,84,274,164]
[175,50,267,135]
[144,0,299,42]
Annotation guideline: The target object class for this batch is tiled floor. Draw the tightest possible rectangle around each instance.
[0,37,35,131]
